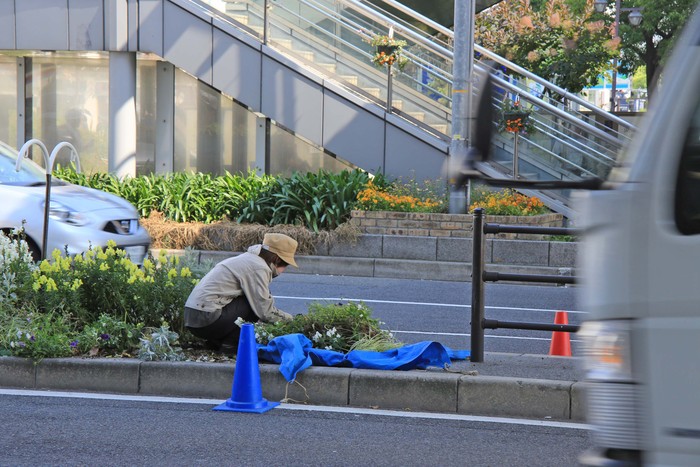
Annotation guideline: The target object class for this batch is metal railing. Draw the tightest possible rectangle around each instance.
[469,208,582,362]
[203,0,633,199]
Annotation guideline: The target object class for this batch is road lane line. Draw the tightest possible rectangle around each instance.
[0,389,589,430]
[390,330,583,343]
[274,296,586,314]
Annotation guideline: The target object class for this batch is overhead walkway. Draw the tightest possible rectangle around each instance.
[200,0,635,216]
[0,0,634,217]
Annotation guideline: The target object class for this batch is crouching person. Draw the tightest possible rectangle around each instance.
[184,233,297,355]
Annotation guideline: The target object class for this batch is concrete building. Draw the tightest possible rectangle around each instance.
[0,0,449,180]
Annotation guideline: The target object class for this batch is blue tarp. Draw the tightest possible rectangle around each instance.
[257,334,471,382]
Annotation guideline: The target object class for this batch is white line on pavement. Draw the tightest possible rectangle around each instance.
[390,330,582,343]
[0,389,589,430]
[274,296,586,314]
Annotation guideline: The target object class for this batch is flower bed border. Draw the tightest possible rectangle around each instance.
[349,210,564,240]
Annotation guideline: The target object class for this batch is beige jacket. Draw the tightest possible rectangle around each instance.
[184,245,292,327]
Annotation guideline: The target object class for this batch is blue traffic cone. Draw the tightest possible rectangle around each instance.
[213,323,280,413]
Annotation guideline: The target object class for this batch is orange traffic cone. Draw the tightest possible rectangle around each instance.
[549,311,572,357]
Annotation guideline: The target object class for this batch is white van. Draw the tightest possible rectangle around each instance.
[576,7,700,466]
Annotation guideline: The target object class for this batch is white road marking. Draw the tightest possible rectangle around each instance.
[274,296,586,314]
[391,329,582,343]
[0,389,589,430]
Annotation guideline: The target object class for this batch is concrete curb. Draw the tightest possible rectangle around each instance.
[0,357,585,421]
[163,234,578,283]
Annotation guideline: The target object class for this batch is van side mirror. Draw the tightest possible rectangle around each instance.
[448,72,606,191]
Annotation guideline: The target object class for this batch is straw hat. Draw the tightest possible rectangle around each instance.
[263,233,298,267]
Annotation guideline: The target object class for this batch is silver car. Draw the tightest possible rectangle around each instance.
[0,141,151,264]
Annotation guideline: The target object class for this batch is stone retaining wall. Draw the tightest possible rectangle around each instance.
[349,210,565,240]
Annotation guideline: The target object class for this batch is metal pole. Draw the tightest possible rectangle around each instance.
[263,0,269,44]
[386,64,393,111]
[610,0,621,112]
[448,0,475,214]
[470,207,485,362]
[512,132,519,179]
[42,173,51,260]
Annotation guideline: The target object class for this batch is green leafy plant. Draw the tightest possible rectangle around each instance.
[250,301,400,353]
[21,241,198,332]
[76,314,144,355]
[238,169,371,232]
[55,168,274,224]
[0,306,76,361]
[137,323,185,361]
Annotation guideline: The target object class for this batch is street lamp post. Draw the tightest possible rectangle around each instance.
[594,0,643,112]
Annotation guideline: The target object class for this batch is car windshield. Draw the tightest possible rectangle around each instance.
[0,142,48,185]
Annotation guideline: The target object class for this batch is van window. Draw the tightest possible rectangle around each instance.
[675,95,700,235]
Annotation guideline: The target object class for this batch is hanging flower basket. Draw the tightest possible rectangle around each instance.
[498,99,536,135]
[369,34,408,70]
[503,112,530,133]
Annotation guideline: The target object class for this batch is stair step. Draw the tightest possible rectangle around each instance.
[363,87,381,98]
[340,75,359,86]
[407,111,425,122]
[317,62,337,73]
[430,124,449,134]
[226,13,249,25]
[273,38,293,50]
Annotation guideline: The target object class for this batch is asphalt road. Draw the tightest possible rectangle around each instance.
[0,392,591,466]
[270,274,582,355]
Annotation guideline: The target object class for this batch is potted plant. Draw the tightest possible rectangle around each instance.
[369,34,408,70]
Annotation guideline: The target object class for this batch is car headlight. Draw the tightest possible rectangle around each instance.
[46,200,89,226]
[580,320,634,382]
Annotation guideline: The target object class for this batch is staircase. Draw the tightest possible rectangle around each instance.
[199,0,635,216]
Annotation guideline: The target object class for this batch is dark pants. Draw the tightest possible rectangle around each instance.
[185,296,257,351]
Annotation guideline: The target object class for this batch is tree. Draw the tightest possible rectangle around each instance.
[609,0,698,96]
[476,0,619,95]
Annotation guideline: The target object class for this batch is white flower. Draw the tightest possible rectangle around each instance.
[312,331,322,342]
[325,346,333,350]
[326,327,337,337]
[234,317,245,327]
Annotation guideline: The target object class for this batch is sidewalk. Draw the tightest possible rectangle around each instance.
[0,352,586,422]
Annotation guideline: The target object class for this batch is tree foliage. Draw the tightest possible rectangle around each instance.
[476,0,619,94]
[476,0,699,98]
[610,0,699,95]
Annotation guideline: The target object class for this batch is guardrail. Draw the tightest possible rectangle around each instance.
[470,208,582,362]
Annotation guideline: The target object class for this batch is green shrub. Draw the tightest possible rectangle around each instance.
[0,305,76,360]
[238,169,370,231]
[76,314,144,355]
[54,168,275,223]
[250,301,400,353]
[138,324,185,361]
[20,242,199,332]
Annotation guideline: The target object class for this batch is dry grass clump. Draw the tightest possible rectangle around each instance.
[141,211,360,254]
